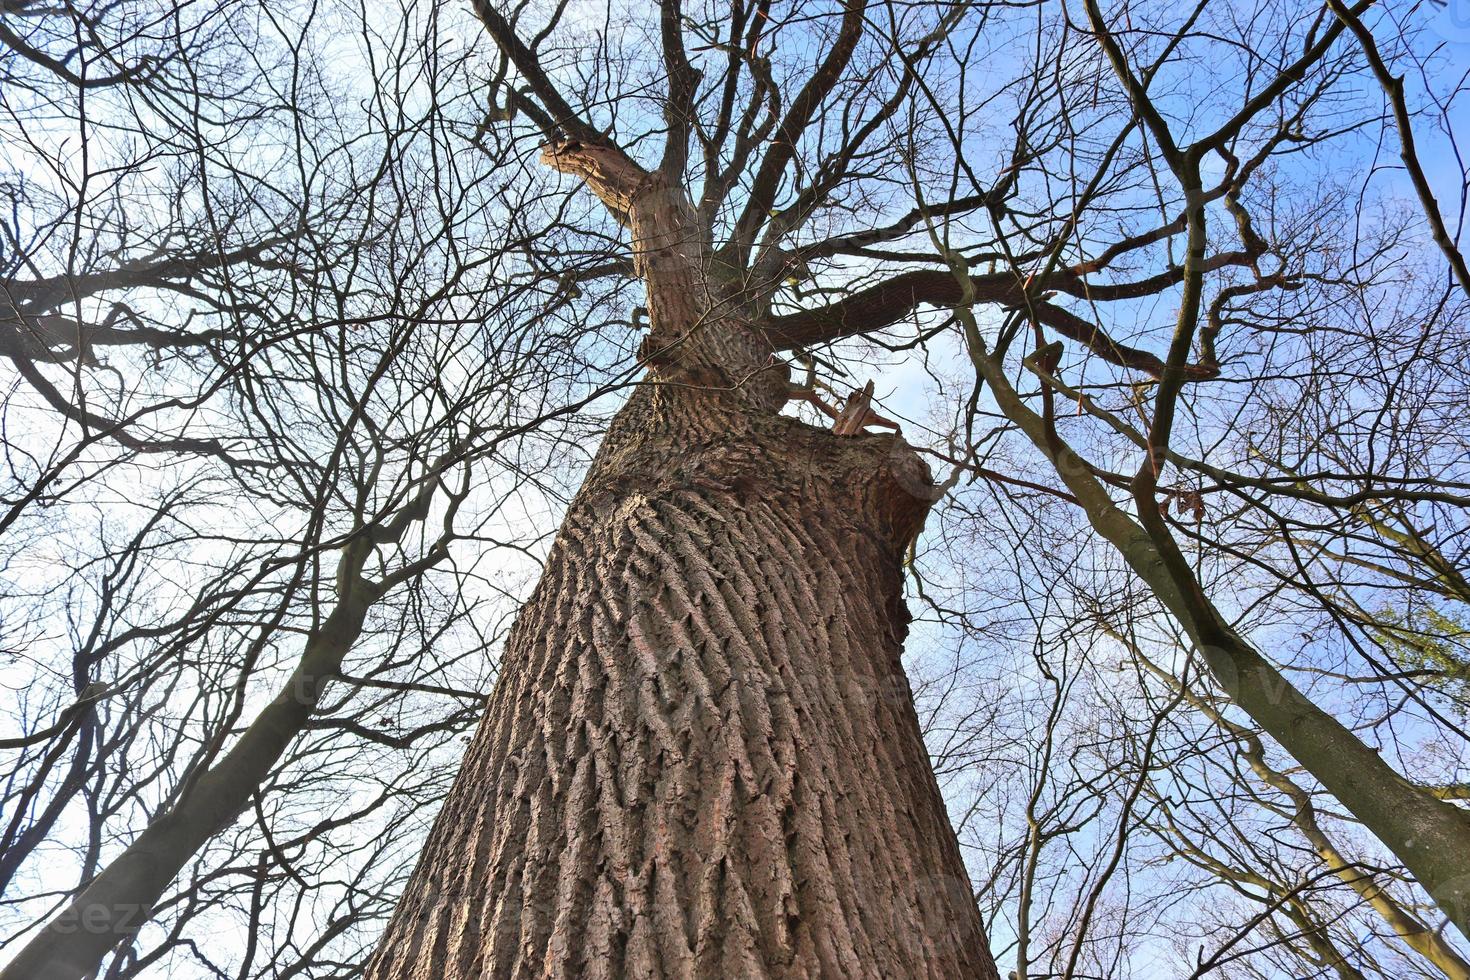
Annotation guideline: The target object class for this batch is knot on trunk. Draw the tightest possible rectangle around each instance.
[841,431,938,552]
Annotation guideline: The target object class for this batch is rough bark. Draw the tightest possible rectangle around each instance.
[366,142,997,979]
[366,381,996,978]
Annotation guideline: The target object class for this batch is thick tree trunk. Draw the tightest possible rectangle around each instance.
[366,380,998,978]
[369,139,996,977]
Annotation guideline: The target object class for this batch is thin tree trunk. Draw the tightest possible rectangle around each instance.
[1117,637,1464,980]
[0,562,377,980]
[960,314,1470,940]
[1122,633,1470,980]
[366,383,997,978]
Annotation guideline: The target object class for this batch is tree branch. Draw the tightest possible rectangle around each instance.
[763,268,1220,378]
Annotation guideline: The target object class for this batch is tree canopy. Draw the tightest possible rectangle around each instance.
[2,0,1469,976]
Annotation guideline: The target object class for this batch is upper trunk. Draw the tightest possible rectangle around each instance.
[366,380,997,977]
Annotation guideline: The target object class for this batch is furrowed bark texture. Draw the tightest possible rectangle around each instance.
[368,139,996,978]
[366,384,996,978]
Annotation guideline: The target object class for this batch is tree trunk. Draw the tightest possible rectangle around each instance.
[965,319,1470,941]
[0,559,378,980]
[366,378,997,977]
[367,139,996,977]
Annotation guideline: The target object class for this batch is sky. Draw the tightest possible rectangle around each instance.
[3,0,1470,976]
